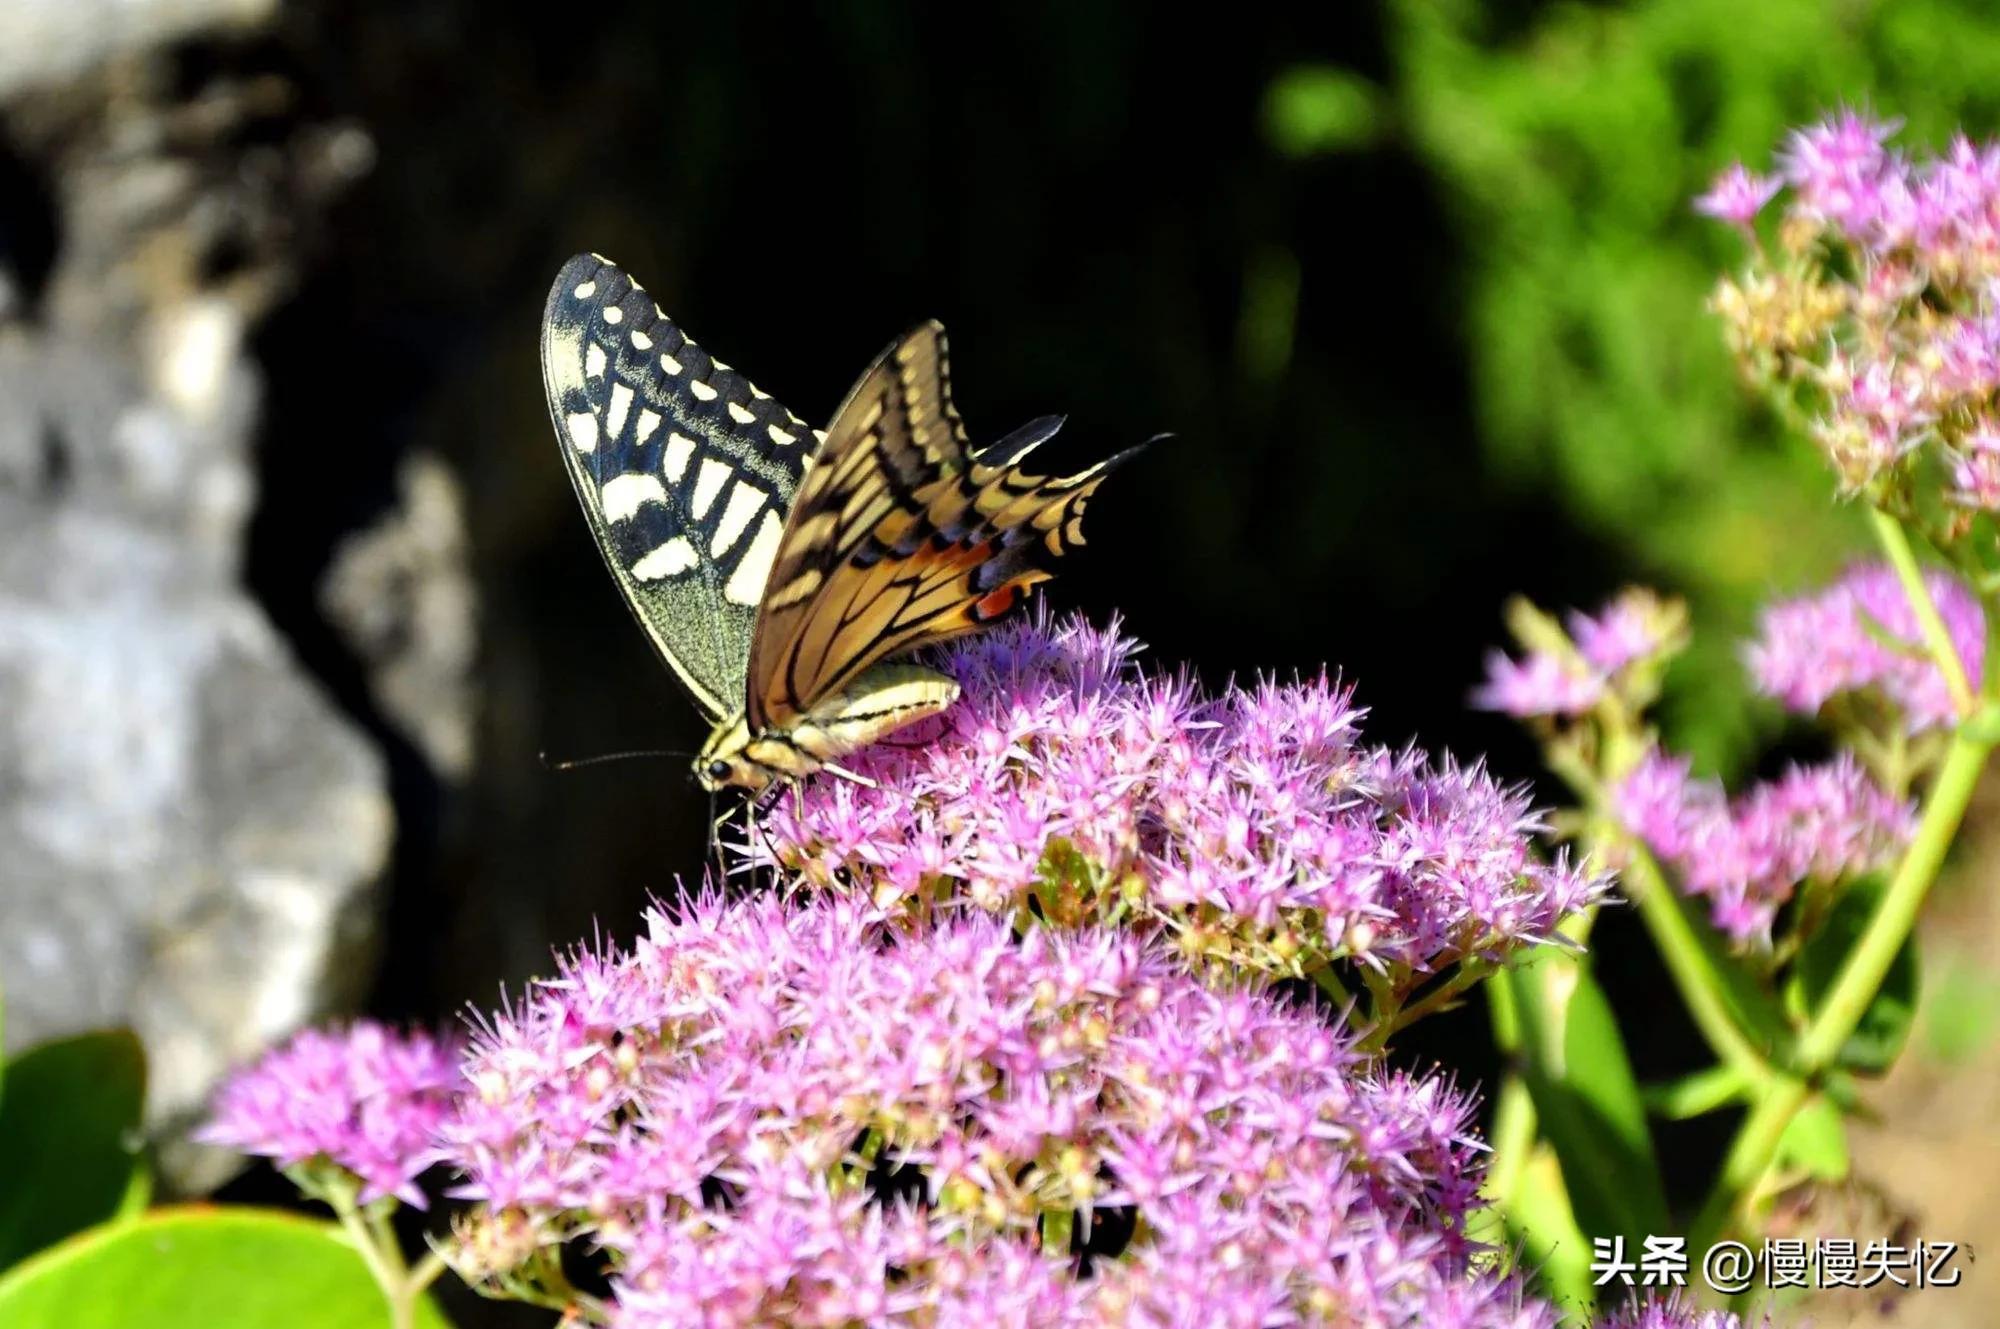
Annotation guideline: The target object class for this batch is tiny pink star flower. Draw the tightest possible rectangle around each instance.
[1780,108,1904,240]
[1950,422,2000,510]
[1568,592,1681,674]
[1746,562,1984,733]
[1471,648,1604,718]
[748,611,1604,980]
[1616,752,1913,943]
[1596,1293,1762,1329]
[1693,164,1781,228]
[201,1021,462,1207]
[432,894,1554,1326]
[1476,590,1684,721]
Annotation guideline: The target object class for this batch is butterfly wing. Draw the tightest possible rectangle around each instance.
[743,319,1140,734]
[541,254,820,719]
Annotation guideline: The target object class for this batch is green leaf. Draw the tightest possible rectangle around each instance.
[0,1030,146,1271]
[1506,1145,1597,1313]
[1505,951,1670,1250]
[0,1208,454,1329]
[1791,877,1920,1074]
[1775,1095,1849,1182]
[1644,870,1794,1061]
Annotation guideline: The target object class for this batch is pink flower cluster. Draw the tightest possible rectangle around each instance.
[1599,1295,1763,1329]
[433,893,1543,1327]
[1473,590,1684,719]
[751,612,1606,981]
[1746,562,1984,733]
[202,981,1751,1329]
[199,1021,461,1207]
[1616,752,1914,942]
[1703,111,2000,502]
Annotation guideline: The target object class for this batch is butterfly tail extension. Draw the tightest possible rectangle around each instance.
[977,414,1067,468]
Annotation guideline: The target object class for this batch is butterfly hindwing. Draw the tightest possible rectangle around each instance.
[744,320,1140,734]
[541,254,820,719]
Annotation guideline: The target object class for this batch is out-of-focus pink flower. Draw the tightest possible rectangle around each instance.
[1598,1292,1761,1329]
[1779,108,1904,240]
[1473,648,1604,717]
[1950,424,2000,510]
[201,1022,461,1207]
[1694,164,1781,228]
[1746,562,1984,733]
[1475,589,1685,721]
[1706,111,2000,506]
[1616,752,1914,943]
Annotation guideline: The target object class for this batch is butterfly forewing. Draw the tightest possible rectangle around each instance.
[541,254,821,718]
[744,320,1138,734]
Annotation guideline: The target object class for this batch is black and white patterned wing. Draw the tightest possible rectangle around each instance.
[541,254,820,719]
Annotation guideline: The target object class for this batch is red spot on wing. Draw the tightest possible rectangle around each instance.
[974,585,1018,620]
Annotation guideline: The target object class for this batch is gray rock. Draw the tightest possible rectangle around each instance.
[323,451,481,781]
[0,332,393,1141]
[0,28,392,1176]
[0,0,277,103]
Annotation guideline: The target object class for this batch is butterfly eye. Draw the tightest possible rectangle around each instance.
[705,759,732,784]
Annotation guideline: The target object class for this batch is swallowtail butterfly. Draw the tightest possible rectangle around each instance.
[542,254,1141,792]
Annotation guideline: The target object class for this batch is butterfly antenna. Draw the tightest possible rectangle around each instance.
[539,747,691,772]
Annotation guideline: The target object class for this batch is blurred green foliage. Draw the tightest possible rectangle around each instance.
[1273,0,2000,768]
[0,1028,147,1272]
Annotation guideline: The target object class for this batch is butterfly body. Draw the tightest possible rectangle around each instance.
[542,253,1138,792]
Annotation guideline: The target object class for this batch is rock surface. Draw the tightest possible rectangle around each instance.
[0,30,389,1165]
[0,0,275,102]
[323,451,480,781]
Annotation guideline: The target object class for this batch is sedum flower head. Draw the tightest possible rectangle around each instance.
[1616,751,1913,943]
[1746,561,1983,734]
[1706,112,2000,520]
[747,612,1606,983]
[1693,164,1782,229]
[1472,588,1689,722]
[1597,1294,1761,1329]
[201,1021,462,1207]
[436,893,1554,1328]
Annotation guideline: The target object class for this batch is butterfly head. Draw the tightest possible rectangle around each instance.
[693,714,774,793]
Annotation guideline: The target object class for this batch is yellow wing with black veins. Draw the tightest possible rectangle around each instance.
[743,320,1144,734]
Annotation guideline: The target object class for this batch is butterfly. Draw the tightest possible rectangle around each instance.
[541,254,1143,793]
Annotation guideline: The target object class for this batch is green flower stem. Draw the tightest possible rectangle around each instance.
[1356,958,1495,1053]
[1641,1063,1749,1120]
[1482,1073,1536,1206]
[322,1188,445,1329]
[329,1195,400,1308]
[1692,725,1994,1251]
[1688,1076,1809,1262]
[1602,830,1777,1087]
[1798,728,1990,1067]
[1869,508,1975,716]
[1308,964,1353,1008]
